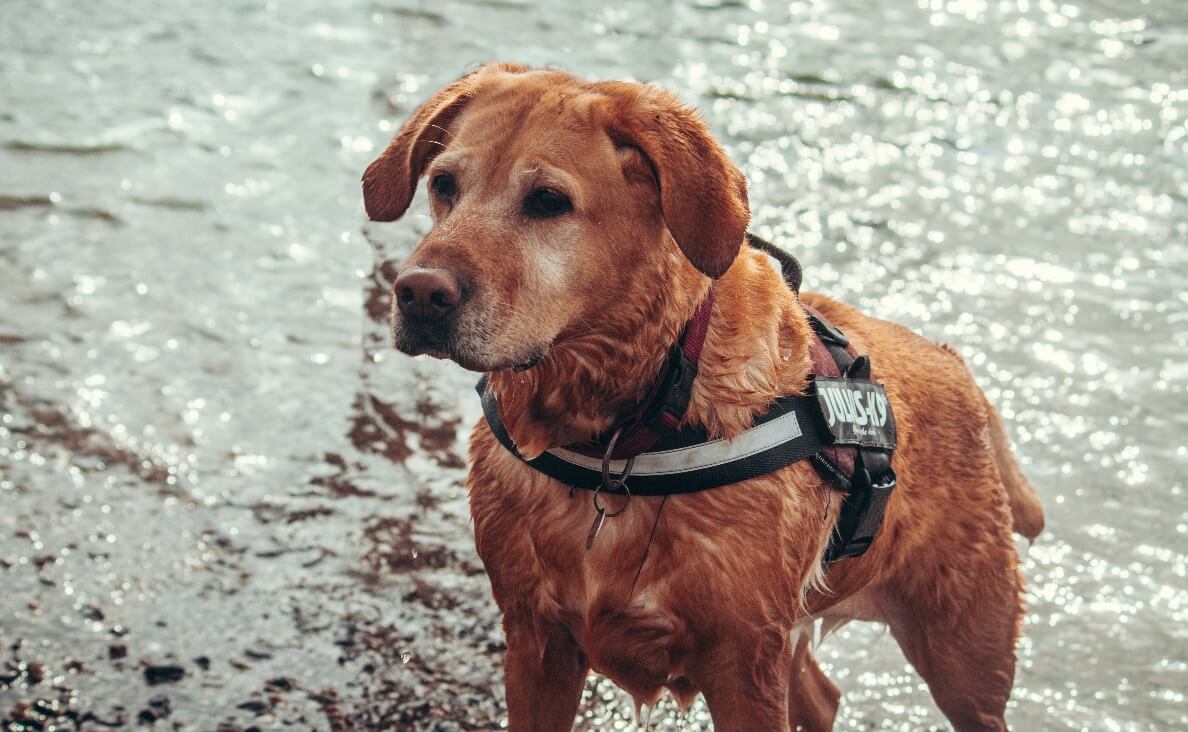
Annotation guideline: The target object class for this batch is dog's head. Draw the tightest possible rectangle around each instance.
[363,64,749,372]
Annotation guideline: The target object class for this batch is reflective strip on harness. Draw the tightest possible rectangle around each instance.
[478,376,832,496]
[550,408,803,477]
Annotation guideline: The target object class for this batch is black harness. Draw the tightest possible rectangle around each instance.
[478,237,898,563]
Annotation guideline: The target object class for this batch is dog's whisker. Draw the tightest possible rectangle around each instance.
[426,123,455,140]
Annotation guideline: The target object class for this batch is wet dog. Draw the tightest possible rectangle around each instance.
[363,63,1044,732]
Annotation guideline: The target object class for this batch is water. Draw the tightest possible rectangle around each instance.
[1,0,1185,729]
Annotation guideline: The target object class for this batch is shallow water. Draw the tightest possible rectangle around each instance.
[1,0,1185,729]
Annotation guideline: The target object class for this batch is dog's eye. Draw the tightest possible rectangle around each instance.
[524,188,572,218]
[431,173,457,200]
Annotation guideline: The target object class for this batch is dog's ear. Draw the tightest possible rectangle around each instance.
[362,63,529,221]
[596,82,749,278]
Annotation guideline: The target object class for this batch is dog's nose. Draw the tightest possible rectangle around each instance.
[393,267,461,321]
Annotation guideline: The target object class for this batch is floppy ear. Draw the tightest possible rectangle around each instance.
[362,63,528,221]
[595,82,749,278]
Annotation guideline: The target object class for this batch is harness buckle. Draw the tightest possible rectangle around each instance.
[828,459,896,561]
[808,313,850,348]
[647,344,699,430]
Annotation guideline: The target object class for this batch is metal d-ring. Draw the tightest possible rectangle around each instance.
[593,425,635,517]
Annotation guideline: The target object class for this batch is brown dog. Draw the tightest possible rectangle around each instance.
[363,63,1044,732]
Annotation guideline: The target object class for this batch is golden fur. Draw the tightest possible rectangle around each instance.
[364,64,1044,731]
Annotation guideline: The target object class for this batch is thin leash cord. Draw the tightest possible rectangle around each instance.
[628,495,668,598]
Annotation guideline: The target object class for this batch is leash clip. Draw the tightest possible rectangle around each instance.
[586,426,634,550]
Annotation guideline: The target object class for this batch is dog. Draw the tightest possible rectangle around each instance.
[362,63,1045,732]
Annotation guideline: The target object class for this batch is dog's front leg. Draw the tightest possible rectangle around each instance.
[503,619,588,732]
[696,627,796,732]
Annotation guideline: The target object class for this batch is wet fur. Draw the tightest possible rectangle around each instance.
[365,64,1044,731]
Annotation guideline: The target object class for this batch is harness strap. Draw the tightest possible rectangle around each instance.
[804,307,897,562]
[478,375,831,496]
[745,233,802,295]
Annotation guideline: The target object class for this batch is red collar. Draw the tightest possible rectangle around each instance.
[563,286,716,459]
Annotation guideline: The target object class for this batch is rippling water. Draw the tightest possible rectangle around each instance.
[1,0,1185,729]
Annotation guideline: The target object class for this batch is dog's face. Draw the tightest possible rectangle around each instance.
[363,64,749,372]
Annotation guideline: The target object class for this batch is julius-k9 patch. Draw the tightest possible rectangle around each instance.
[814,377,897,450]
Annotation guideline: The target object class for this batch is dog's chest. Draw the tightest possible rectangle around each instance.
[519,489,670,613]
[552,514,690,700]
[470,445,690,696]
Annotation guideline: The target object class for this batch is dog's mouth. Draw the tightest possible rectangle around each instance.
[394,326,547,374]
[419,345,545,373]
[511,352,543,372]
